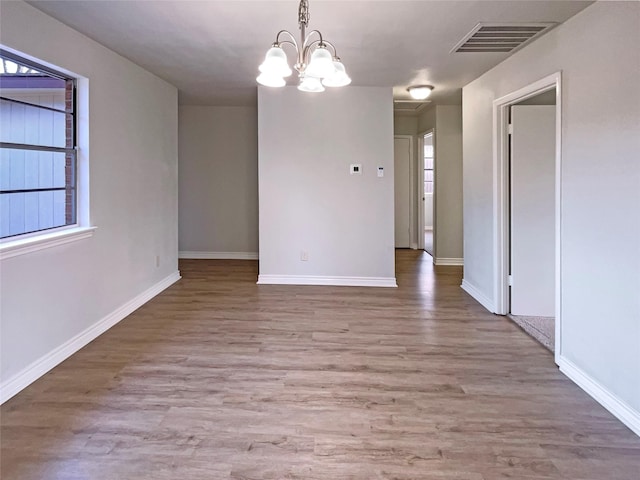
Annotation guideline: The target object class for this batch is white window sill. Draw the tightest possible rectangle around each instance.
[0,226,97,260]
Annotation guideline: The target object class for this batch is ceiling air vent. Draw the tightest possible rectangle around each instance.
[452,22,557,53]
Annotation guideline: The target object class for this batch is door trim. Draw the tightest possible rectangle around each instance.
[492,71,562,362]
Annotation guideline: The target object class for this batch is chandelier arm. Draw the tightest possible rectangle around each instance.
[301,38,338,65]
[278,40,298,50]
[302,29,324,50]
[275,30,304,65]
[319,40,338,57]
[275,30,299,50]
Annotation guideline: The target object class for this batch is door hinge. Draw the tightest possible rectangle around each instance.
[508,124,513,135]
[508,274,513,286]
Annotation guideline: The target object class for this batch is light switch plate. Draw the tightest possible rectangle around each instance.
[350,164,362,175]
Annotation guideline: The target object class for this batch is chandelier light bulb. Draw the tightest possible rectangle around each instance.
[298,75,325,93]
[305,46,335,79]
[257,73,286,87]
[322,59,352,87]
[259,46,293,78]
[407,85,434,100]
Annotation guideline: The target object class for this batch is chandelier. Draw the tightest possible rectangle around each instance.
[257,0,351,92]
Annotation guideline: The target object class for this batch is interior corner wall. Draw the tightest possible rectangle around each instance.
[393,114,418,136]
[434,106,463,260]
[258,86,395,285]
[462,1,640,425]
[0,1,179,398]
[394,114,418,250]
[418,106,436,134]
[178,106,258,256]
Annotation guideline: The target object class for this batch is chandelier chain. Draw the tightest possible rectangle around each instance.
[298,0,310,29]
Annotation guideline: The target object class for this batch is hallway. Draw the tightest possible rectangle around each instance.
[2,250,638,479]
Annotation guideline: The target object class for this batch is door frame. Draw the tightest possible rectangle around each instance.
[492,71,562,362]
[417,129,435,255]
[394,135,414,248]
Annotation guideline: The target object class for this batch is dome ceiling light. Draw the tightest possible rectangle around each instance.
[407,85,434,100]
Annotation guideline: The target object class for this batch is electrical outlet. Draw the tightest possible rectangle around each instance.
[300,251,309,261]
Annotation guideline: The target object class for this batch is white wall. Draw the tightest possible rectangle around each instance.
[418,105,464,262]
[394,114,420,248]
[394,136,412,248]
[0,1,179,399]
[258,86,396,286]
[393,114,417,136]
[178,106,258,257]
[418,107,436,133]
[462,1,640,430]
[435,106,463,261]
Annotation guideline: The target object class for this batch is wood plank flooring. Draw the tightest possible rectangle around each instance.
[2,250,639,479]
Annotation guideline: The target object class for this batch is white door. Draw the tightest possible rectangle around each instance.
[510,105,555,316]
[394,137,411,248]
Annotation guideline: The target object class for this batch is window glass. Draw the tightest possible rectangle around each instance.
[0,51,76,239]
[424,136,434,195]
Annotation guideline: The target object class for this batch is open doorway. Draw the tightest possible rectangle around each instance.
[419,130,435,257]
[509,90,556,351]
[423,131,435,256]
[493,72,562,359]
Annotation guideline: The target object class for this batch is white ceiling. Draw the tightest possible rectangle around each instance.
[27,0,592,106]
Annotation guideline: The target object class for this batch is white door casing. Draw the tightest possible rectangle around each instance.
[492,71,562,361]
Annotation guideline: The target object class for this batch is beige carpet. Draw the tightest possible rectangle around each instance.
[424,228,433,256]
[508,314,555,352]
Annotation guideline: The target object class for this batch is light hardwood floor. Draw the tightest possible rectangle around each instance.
[2,250,639,479]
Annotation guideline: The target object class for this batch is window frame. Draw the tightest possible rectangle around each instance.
[0,48,94,259]
[0,48,78,239]
[423,143,434,195]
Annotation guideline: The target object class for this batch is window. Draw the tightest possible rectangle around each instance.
[0,50,77,239]
[424,140,434,194]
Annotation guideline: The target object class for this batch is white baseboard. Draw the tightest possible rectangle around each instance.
[179,251,258,260]
[558,356,640,437]
[0,271,181,404]
[257,274,397,288]
[461,279,496,313]
[435,257,464,266]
